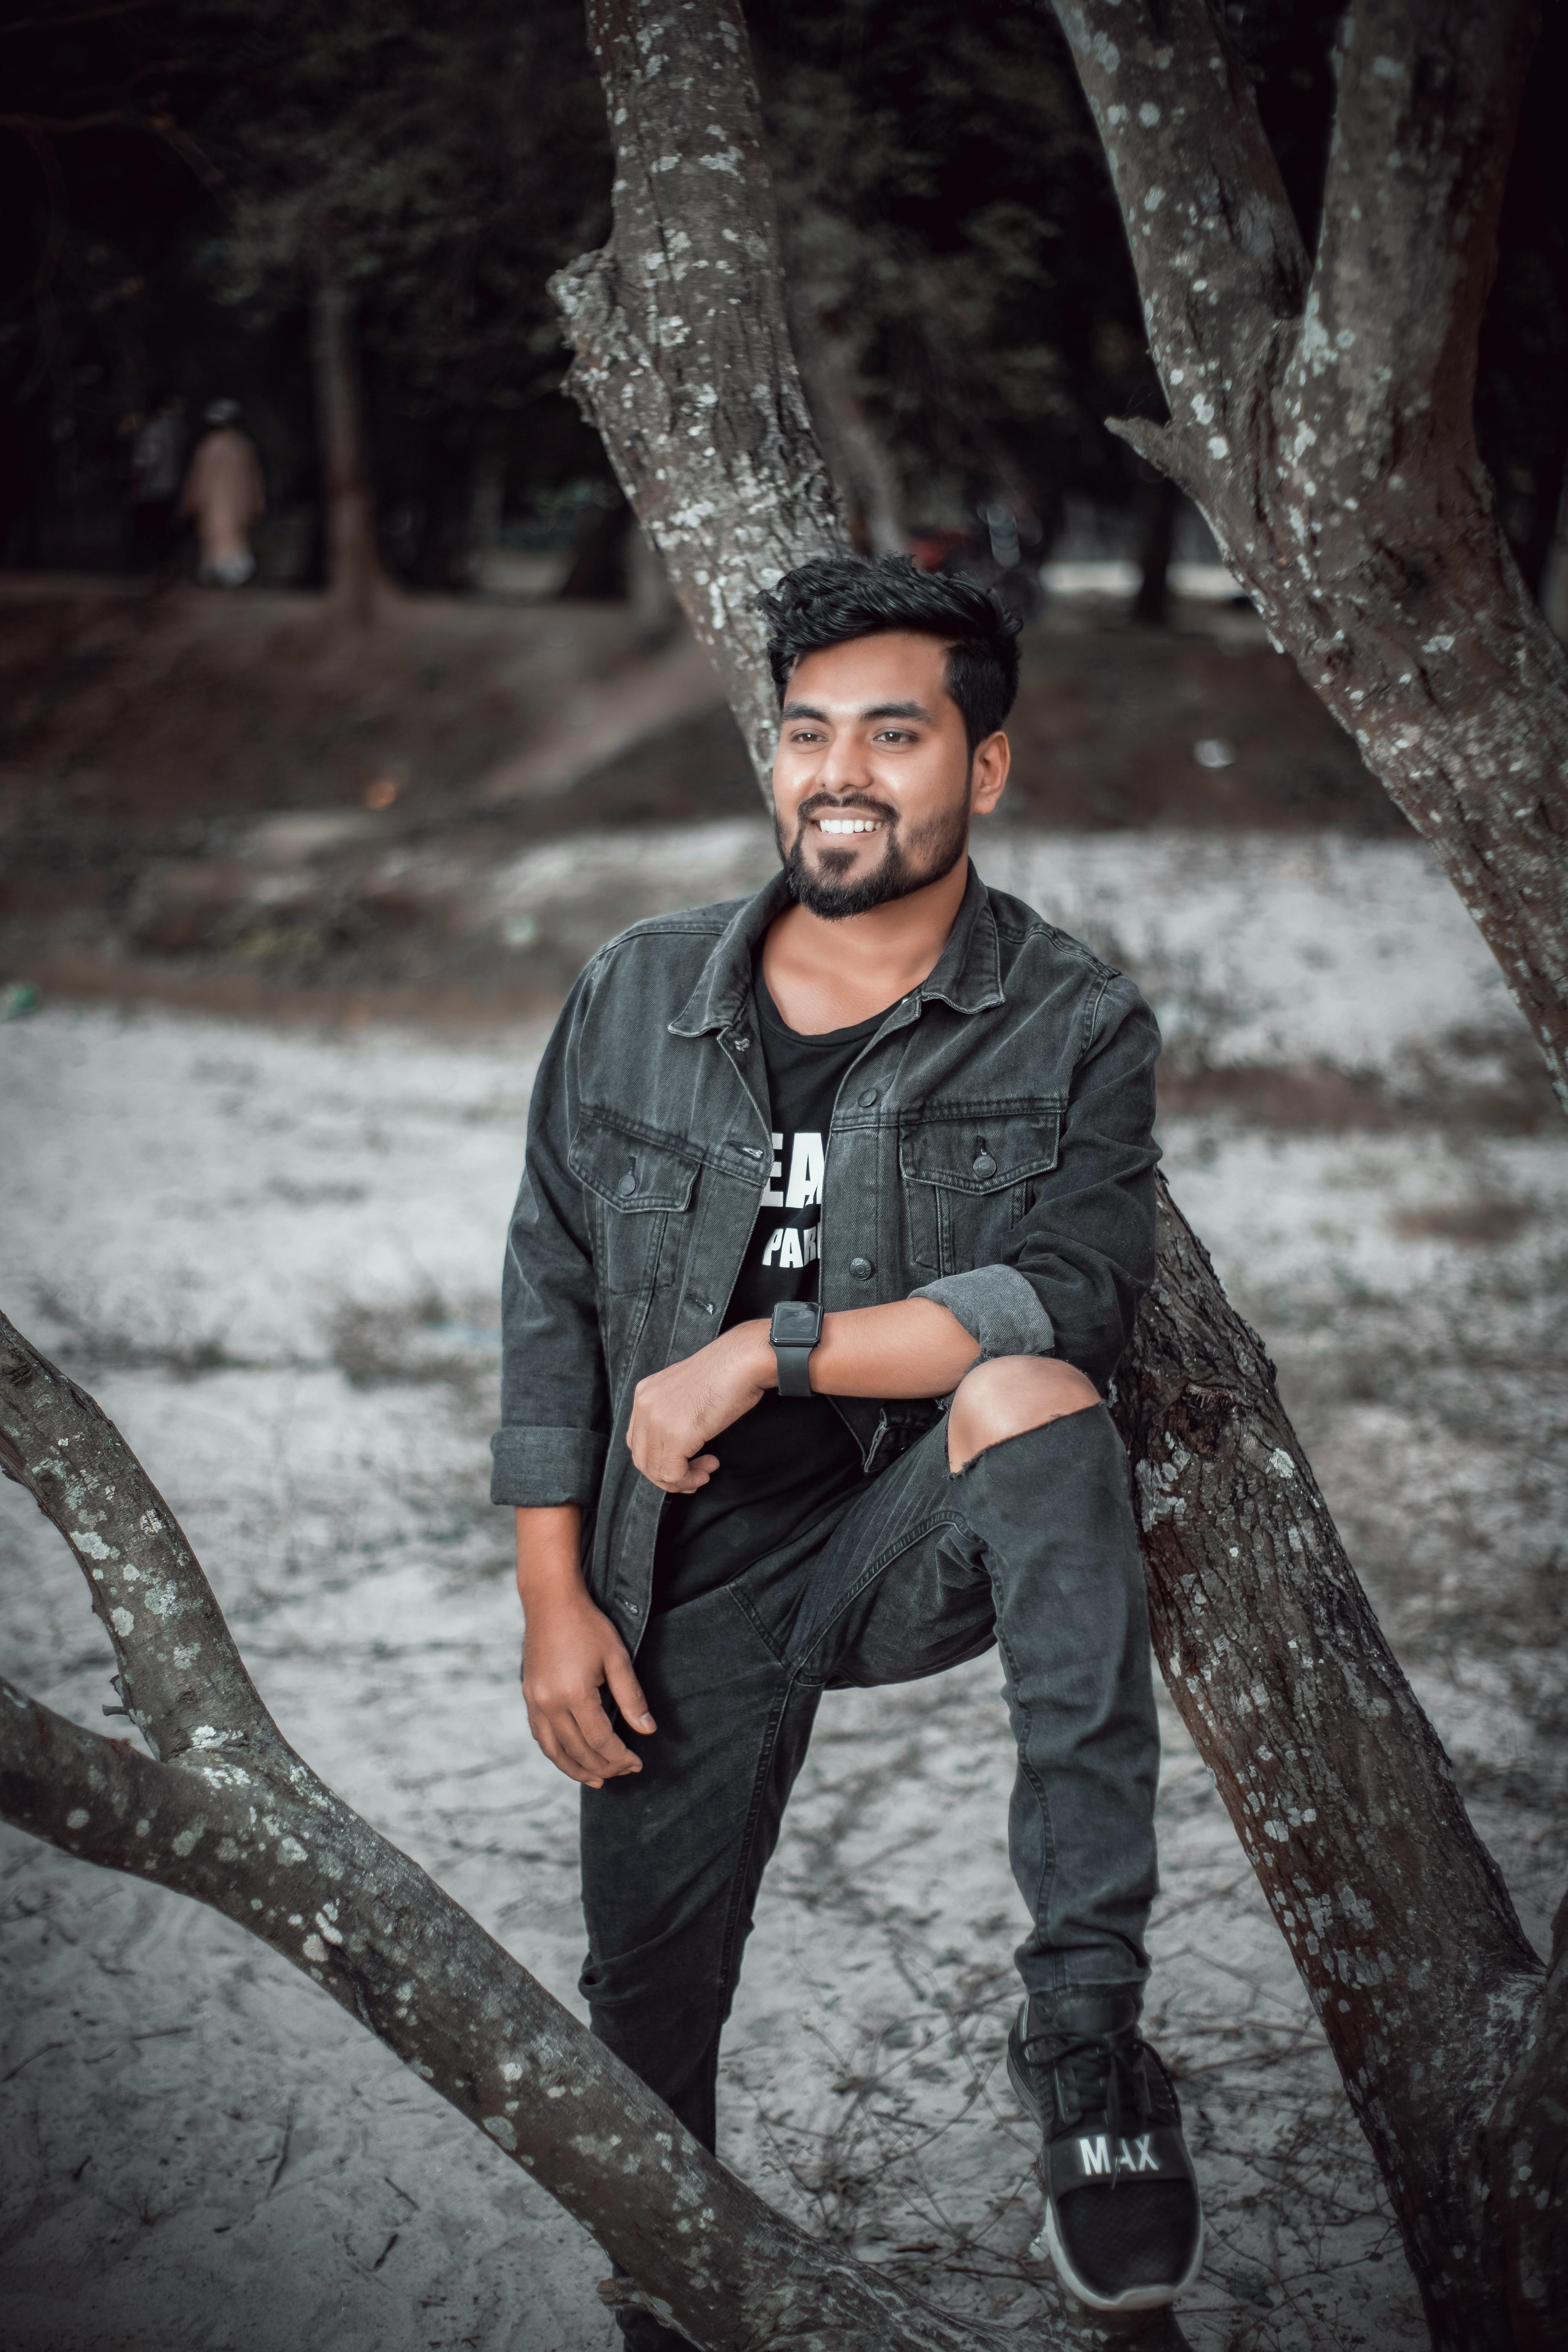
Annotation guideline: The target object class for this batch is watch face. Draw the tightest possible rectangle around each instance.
[772,1302,821,1341]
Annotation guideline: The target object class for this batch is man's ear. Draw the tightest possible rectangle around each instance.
[970,730,1011,817]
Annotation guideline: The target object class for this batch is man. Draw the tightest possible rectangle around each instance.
[180,399,265,586]
[493,555,1204,2326]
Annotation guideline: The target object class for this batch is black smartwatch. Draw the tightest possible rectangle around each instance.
[769,1299,823,1397]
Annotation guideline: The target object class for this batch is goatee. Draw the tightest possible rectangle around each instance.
[778,798,970,919]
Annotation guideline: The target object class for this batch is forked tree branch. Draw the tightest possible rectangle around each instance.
[2,1306,1176,2352]
[1047,0,1568,1135]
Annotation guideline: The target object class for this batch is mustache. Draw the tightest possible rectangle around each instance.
[795,792,899,829]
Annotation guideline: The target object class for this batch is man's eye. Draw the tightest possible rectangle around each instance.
[874,729,914,743]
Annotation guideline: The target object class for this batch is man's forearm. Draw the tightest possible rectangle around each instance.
[515,1503,585,1607]
[735,1297,983,1400]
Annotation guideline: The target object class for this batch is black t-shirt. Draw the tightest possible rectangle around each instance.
[651,967,888,1611]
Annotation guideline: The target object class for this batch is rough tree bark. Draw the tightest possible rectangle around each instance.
[548,0,847,783]
[310,257,390,625]
[0,1308,1179,2352]
[553,4,1565,2347]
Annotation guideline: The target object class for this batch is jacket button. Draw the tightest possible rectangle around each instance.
[617,1170,637,1197]
[972,1151,997,1178]
[858,1087,878,1107]
[849,1255,874,1281]
[730,1032,751,1053]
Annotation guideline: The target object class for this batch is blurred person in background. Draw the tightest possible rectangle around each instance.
[129,390,186,571]
[181,399,265,586]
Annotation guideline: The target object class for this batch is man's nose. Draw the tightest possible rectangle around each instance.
[816,735,874,795]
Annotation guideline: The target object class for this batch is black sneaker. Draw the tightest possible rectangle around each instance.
[1007,1989,1203,2314]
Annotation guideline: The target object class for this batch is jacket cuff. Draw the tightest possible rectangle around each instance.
[490,1426,608,1508]
[909,1265,1056,1361]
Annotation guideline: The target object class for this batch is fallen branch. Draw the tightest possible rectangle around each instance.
[0,1305,1185,2351]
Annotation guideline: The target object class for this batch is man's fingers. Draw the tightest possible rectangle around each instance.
[605,1648,656,1736]
[568,1688,642,1772]
[637,1450,719,1495]
[526,1697,640,1784]
[527,1709,605,1788]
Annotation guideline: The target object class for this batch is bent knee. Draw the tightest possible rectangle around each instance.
[946,1354,1099,1472]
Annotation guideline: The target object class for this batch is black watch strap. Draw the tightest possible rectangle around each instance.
[770,1299,823,1397]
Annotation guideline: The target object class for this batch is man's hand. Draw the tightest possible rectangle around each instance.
[626,1320,773,1494]
[517,1504,654,1788]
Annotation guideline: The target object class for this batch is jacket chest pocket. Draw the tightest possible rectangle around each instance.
[900,1109,1061,1277]
[570,1116,699,1299]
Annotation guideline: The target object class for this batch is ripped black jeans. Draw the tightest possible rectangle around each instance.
[579,1401,1160,2155]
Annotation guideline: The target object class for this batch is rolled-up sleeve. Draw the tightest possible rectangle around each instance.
[912,976,1159,1391]
[490,970,609,1508]
[910,1262,1056,1359]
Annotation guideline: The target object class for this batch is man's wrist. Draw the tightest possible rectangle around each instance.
[514,1503,586,1609]
[732,1318,778,1390]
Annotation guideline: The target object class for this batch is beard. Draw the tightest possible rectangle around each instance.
[777,792,971,920]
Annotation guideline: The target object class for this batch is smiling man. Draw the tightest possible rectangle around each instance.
[492,554,1203,2326]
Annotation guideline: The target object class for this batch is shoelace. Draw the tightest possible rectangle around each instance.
[1023,2024,1168,2172]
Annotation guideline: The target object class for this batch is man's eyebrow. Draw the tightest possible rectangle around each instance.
[779,698,935,723]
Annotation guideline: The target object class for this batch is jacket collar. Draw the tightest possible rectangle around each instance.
[669,857,1005,1038]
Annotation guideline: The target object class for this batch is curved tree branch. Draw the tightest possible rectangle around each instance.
[5,1305,1188,2350]
[0,1326,291,1769]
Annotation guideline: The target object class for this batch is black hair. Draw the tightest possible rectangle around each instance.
[755,553,1021,752]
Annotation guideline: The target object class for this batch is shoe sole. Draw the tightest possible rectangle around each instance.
[1007,2041,1205,2316]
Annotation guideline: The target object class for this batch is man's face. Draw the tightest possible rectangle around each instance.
[771,631,1006,919]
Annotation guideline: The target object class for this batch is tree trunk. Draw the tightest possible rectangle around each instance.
[548,0,847,789]
[309,259,389,625]
[0,1307,1178,2352]
[554,3,1562,2346]
[1112,1189,1548,2351]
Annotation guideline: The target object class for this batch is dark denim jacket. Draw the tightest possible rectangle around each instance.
[491,861,1160,1645]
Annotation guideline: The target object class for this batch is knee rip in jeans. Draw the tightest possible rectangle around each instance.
[945,1354,1100,1475]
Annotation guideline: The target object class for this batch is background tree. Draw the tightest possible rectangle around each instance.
[0,0,611,593]
[189,0,610,608]
[747,0,1145,572]
[552,2,1566,2346]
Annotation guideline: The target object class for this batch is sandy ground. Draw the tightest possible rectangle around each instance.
[2,829,1565,2352]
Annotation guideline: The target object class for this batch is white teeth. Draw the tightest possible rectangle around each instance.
[815,817,883,834]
